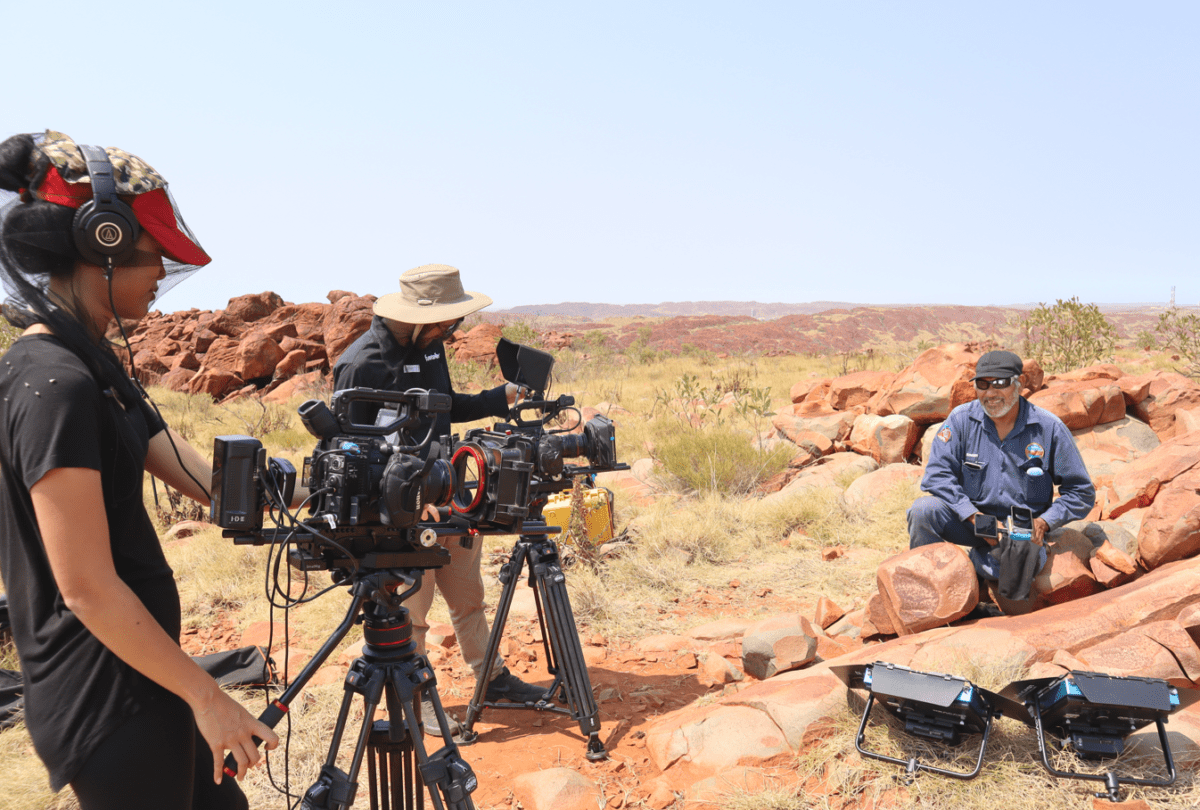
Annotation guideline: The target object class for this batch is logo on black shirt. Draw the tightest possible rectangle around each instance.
[426,352,440,362]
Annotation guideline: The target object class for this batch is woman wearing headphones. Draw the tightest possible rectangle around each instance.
[0,131,278,809]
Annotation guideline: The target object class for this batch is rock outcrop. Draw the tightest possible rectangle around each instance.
[646,558,1200,791]
[112,291,512,401]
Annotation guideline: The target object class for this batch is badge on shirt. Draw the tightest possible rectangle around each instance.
[1026,442,1045,460]
[937,428,952,443]
[425,352,441,362]
[404,364,420,373]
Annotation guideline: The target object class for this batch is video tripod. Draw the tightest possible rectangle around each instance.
[458,521,606,761]
[226,567,478,810]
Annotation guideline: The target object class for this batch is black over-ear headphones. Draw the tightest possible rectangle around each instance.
[72,144,140,271]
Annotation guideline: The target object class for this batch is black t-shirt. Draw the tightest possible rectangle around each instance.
[0,334,174,790]
[332,316,509,442]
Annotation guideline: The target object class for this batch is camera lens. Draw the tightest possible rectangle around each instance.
[423,458,455,507]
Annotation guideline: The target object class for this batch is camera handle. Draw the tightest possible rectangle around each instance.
[222,570,478,810]
[506,394,576,429]
[458,529,606,761]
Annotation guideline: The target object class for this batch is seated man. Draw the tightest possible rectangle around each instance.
[333,264,544,736]
[907,350,1095,601]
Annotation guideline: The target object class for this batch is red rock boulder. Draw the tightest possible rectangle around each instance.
[1123,371,1200,440]
[449,322,504,365]
[842,463,924,510]
[740,614,818,679]
[1136,466,1200,570]
[235,330,286,381]
[1028,380,1125,430]
[848,414,919,464]
[872,343,984,425]
[1107,430,1200,519]
[875,543,978,634]
[322,294,374,366]
[770,409,856,446]
[828,370,896,410]
[1071,416,1159,487]
[789,377,830,404]
[225,291,284,323]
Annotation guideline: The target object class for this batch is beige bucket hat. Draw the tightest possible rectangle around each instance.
[373,264,493,324]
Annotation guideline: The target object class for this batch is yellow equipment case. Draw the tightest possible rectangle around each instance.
[542,487,615,546]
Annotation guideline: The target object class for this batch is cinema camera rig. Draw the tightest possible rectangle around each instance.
[210,338,623,569]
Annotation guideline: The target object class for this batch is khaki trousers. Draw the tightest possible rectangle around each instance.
[407,534,506,685]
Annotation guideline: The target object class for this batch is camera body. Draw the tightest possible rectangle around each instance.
[449,413,619,530]
[299,388,455,530]
[211,388,457,572]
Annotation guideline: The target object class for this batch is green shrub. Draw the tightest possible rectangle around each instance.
[1156,307,1200,377]
[653,422,791,495]
[625,325,661,364]
[499,317,540,347]
[1016,297,1117,374]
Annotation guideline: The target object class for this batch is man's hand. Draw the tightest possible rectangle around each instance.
[1033,517,1049,545]
[505,383,528,406]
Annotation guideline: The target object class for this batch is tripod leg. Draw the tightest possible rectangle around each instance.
[389,661,478,810]
[461,540,532,737]
[302,660,386,810]
[530,545,606,760]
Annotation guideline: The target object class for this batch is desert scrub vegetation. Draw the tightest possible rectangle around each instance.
[1014,296,1118,374]
[1156,305,1200,378]
[641,368,793,494]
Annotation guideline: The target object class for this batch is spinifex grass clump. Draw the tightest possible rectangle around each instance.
[653,423,793,495]
[648,371,791,494]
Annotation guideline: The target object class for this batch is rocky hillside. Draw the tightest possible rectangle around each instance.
[114,291,1188,404]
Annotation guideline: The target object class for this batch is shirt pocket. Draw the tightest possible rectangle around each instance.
[963,461,986,500]
[1021,458,1053,507]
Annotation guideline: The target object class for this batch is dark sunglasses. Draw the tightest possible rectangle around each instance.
[974,376,1018,390]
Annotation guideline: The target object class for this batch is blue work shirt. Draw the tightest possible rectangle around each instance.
[921,397,1095,530]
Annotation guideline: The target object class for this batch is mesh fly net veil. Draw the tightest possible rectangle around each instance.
[0,130,208,328]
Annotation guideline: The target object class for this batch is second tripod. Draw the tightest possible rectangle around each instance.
[459,529,606,760]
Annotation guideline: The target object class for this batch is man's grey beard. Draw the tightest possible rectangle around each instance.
[983,395,1018,419]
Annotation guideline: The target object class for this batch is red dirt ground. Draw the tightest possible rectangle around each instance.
[182,582,816,809]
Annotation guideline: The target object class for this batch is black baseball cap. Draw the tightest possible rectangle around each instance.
[972,350,1024,380]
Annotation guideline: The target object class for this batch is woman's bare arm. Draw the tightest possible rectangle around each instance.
[31,467,278,782]
[146,428,213,506]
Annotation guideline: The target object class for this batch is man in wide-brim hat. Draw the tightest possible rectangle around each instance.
[334,264,545,735]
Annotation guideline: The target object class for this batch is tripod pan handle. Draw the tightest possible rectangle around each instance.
[222,699,289,779]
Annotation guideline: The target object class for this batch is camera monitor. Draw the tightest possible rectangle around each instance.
[496,337,554,393]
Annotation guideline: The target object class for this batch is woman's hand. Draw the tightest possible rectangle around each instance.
[190,686,280,783]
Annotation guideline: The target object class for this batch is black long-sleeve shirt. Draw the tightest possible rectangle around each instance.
[332,316,509,443]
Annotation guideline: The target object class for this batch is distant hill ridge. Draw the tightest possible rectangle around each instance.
[495,301,1180,319]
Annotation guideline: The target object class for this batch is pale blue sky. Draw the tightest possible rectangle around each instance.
[5,2,1197,313]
